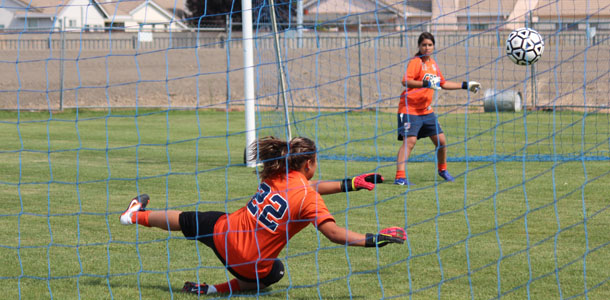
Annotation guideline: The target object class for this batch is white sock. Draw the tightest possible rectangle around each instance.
[206,285,217,294]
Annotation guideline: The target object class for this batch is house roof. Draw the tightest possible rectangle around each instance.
[11,0,187,21]
[98,0,149,17]
[96,0,184,17]
[13,0,68,14]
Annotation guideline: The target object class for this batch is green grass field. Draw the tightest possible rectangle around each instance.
[0,109,608,299]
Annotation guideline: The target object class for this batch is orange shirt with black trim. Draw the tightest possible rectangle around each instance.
[399,56,445,115]
[212,171,335,280]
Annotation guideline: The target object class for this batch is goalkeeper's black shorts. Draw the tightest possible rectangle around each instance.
[179,211,285,286]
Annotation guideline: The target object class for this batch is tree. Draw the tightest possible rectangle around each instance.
[185,0,296,29]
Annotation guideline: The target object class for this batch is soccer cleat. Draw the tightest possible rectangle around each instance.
[394,178,414,186]
[183,281,209,295]
[438,170,455,182]
[119,194,150,225]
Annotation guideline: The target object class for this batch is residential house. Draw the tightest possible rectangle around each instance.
[302,0,408,30]
[0,0,188,31]
[96,0,188,31]
[0,0,60,30]
[301,0,610,32]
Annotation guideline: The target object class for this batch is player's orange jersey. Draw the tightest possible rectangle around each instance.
[212,171,335,280]
[399,56,445,115]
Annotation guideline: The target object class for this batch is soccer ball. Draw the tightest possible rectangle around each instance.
[505,28,544,65]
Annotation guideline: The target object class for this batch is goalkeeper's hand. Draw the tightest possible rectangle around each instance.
[462,81,481,93]
[365,227,407,248]
[341,173,384,192]
[423,76,442,90]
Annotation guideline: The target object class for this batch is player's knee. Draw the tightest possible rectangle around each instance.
[260,260,285,286]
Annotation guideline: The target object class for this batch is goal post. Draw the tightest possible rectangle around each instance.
[243,0,292,166]
[242,0,257,167]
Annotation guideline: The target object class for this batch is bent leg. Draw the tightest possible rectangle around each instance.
[184,278,266,295]
[187,259,285,295]
[235,279,267,291]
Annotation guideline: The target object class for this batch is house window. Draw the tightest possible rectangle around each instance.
[69,19,76,28]
[105,22,125,32]
[467,23,488,31]
[559,23,579,31]
[27,19,39,29]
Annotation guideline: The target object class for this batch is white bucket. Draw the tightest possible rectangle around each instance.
[483,89,523,112]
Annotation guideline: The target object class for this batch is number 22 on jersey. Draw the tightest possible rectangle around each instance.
[247,183,288,231]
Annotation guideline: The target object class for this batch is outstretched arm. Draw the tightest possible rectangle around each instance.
[318,221,407,247]
[309,180,343,195]
[310,173,384,195]
[318,220,367,246]
[439,80,463,90]
[441,80,481,93]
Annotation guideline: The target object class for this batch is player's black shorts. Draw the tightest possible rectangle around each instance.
[397,113,444,141]
[179,211,285,286]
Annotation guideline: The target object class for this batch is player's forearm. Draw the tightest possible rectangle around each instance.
[439,80,462,90]
[320,222,367,246]
[406,79,424,89]
[311,174,382,194]
[309,180,342,195]
[341,229,367,247]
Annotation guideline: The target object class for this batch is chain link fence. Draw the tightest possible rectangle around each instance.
[1,27,609,111]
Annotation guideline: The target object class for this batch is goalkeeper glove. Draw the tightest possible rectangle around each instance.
[341,173,384,192]
[365,227,407,247]
[183,281,209,295]
[462,81,481,93]
[422,76,441,90]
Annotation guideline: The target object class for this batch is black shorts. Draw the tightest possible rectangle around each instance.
[179,211,285,286]
[397,113,444,141]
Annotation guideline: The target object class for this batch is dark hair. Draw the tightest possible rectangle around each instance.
[250,136,317,180]
[415,32,435,57]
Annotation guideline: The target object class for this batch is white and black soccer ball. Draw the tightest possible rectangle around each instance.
[506,28,544,65]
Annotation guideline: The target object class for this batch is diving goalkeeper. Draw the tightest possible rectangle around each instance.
[120,136,405,295]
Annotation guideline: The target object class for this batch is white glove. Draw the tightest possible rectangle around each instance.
[464,81,481,93]
[424,76,442,90]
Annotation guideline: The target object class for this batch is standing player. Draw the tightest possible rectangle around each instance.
[120,136,404,295]
[394,32,481,185]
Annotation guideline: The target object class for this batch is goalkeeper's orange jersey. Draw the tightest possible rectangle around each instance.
[399,56,445,115]
[212,170,335,280]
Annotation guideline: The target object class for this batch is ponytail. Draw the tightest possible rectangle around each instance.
[251,136,317,180]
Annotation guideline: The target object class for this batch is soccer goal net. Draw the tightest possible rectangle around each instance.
[1,0,609,299]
